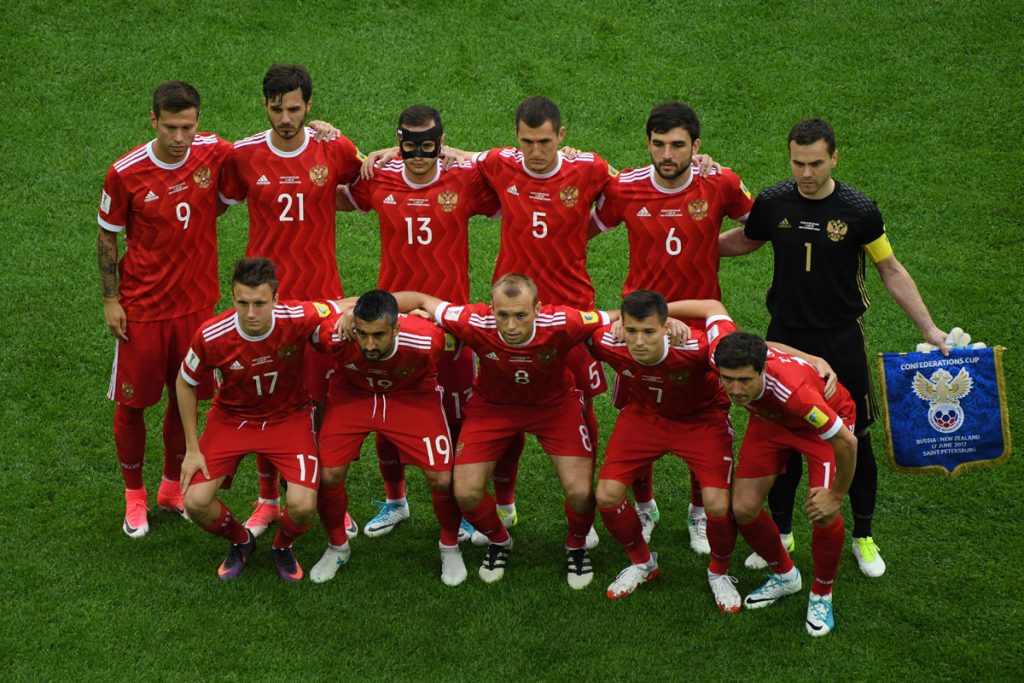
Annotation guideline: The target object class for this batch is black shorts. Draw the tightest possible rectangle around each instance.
[766,317,877,434]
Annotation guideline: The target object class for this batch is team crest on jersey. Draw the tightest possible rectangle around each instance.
[913,367,973,434]
[455,441,465,458]
[437,191,459,212]
[827,219,849,242]
[193,166,212,189]
[669,370,690,384]
[314,302,332,318]
[560,186,580,207]
[537,348,556,364]
[278,344,297,361]
[688,199,709,220]
[121,382,134,399]
[395,366,415,378]
[309,165,329,187]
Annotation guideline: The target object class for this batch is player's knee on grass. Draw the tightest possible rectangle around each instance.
[701,486,730,518]
[595,478,628,509]
[284,485,317,523]
[319,465,347,489]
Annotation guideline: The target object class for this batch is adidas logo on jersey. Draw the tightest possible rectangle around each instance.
[229,361,244,370]
[778,218,792,228]
[506,185,519,196]
[622,369,634,378]
[636,206,651,217]
[257,175,270,186]
[486,352,499,360]
[144,190,159,202]
[346,363,359,370]
[383,194,397,205]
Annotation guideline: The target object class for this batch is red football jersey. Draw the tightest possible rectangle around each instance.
[98,134,231,321]
[594,164,753,301]
[474,148,616,309]
[344,159,499,303]
[588,316,732,420]
[181,300,339,420]
[219,129,363,299]
[318,314,458,396]
[435,301,609,406]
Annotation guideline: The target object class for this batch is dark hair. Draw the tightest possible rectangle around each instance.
[231,257,278,294]
[621,290,668,323]
[713,332,768,372]
[353,289,399,326]
[263,63,312,103]
[152,81,200,118]
[399,104,442,130]
[515,96,561,130]
[491,273,538,302]
[646,101,699,141]
[788,118,836,154]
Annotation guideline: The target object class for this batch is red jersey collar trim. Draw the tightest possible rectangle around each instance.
[264,128,310,158]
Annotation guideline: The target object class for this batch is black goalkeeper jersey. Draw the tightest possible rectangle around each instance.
[744,179,886,330]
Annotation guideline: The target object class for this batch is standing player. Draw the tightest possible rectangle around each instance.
[591,101,754,550]
[97,81,231,537]
[589,292,740,610]
[719,118,947,576]
[219,63,364,537]
[337,104,501,539]
[308,290,467,586]
[176,258,340,581]
[712,331,857,637]
[393,274,616,588]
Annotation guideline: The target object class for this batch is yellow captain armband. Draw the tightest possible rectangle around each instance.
[863,231,893,264]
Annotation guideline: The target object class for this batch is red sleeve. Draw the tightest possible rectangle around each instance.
[788,384,843,439]
[435,301,483,338]
[564,307,611,344]
[331,136,364,185]
[218,146,246,205]
[591,154,616,197]
[467,165,501,218]
[471,148,503,190]
[722,168,754,222]
[345,175,373,213]
[705,316,738,368]
[180,332,209,386]
[97,164,128,232]
[592,179,624,233]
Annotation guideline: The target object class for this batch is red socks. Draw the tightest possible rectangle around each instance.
[564,499,595,550]
[461,495,510,544]
[317,484,350,547]
[273,509,311,550]
[114,404,146,490]
[811,515,845,595]
[161,396,185,482]
[599,498,651,565]
[492,434,525,506]
[201,502,249,544]
[737,509,795,574]
[256,455,280,500]
[706,513,737,575]
[375,435,407,500]
[431,489,462,546]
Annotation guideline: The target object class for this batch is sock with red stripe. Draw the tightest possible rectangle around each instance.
[202,501,249,544]
[706,513,738,575]
[273,509,311,550]
[599,497,651,565]
[737,509,795,574]
[317,483,350,547]
[811,514,845,595]
[461,495,510,544]
[114,404,146,490]
[564,499,595,550]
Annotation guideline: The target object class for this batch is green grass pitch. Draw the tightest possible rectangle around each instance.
[3,1,1022,680]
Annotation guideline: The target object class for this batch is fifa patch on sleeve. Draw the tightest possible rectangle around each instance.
[185,348,200,372]
[863,232,893,264]
[444,333,457,352]
[608,165,619,177]
[580,311,600,324]
[444,305,464,322]
[100,191,111,214]
[804,406,830,430]
[740,181,753,200]
[314,301,332,318]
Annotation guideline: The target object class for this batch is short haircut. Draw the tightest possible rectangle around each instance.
[788,118,836,154]
[231,257,278,295]
[491,273,538,302]
[713,332,768,372]
[621,290,668,323]
[152,81,200,118]
[353,289,399,326]
[646,101,700,141]
[263,63,313,103]
[399,104,442,129]
[515,96,561,130]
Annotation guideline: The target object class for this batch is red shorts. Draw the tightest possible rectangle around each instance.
[735,415,855,489]
[319,386,454,472]
[191,405,320,489]
[567,343,607,402]
[600,407,734,489]
[109,309,214,407]
[455,391,593,464]
[305,347,335,405]
[437,345,476,425]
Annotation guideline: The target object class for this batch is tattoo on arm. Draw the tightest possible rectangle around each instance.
[97,229,118,298]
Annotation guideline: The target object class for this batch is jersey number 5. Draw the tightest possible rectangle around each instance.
[532,212,548,239]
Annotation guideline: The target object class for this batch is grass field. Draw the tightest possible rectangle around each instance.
[3,1,1023,680]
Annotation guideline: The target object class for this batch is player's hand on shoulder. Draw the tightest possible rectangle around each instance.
[408,308,437,322]
[361,147,400,179]
[666,318,691,346]
[807,356,837,399]
[693,153,721,178]
[180,448,209,495]
[559,145,582,160]
[103,297,129,342]
[805,487,842,523]
[608,319,624,342]
[309,120,340,142]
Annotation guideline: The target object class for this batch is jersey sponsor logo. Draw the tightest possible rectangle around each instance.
[669,370,690,384]
[277,344,298,360]
[144,190,159,202]
[798,220,820,231]
[229,360,244,370]
[185,349,200,371]
[537,348,556,364]
[509,355,532,364]
[100,190,112,214]
[688,199,709,220]
[804,406,830,429]
[444,333,457,352]
[280,175,301,185]
[740,181,753,200]
[345,363,359,370]
[314,301,332,318]
[485,352,499,360]
[528,191,550,202]
[257,175,271,186]
[777,217,792,229]
[559,186,579,207]
[309,165,329,187]
[826,219,849,242]
[437,191,458,212]
[383,193,397,205]
[408,198,429,207]
[506,184,519,196]
[444,305,464,321]
[193,166,212,189]
[252,355,273,366]
[636,206,651,217]
[580,311,600,324]
[168,182,188,196]
[660,208,682,217]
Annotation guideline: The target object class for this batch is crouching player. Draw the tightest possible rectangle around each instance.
[309,290,467,586]
[712,331,857,637]
[589,292,741,610]
[176,258,339,581]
